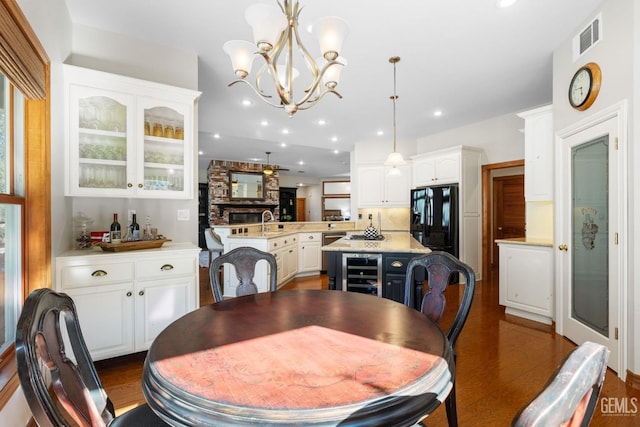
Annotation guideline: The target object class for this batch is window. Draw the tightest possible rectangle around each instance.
[0,75,24,358]
[0,0,50,407]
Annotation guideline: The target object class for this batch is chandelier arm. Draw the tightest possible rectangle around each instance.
[227,79,292,110]
[296,89,343,111]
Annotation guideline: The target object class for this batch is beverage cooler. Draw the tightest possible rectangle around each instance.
[341,253,382,297]
[410,184,459,258]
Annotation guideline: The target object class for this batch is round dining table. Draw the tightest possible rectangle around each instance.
[143,290,454,426]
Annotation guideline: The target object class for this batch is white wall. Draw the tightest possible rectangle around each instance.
[552,0,638,378]
[416,111,526,164]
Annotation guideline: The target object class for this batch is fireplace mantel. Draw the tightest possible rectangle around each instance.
[215,203,278,217]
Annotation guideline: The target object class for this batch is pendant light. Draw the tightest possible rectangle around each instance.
[385,56,406,168]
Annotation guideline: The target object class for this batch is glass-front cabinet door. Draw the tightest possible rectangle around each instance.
[67,86,135,197]
[138,99,192,198]
[64,64,199,199]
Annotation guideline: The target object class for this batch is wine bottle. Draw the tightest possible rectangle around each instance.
[130,213,140,241]
[110,213,121,243]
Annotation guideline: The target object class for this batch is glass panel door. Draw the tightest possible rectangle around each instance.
[142,105,186,194]
[571,136,608,336]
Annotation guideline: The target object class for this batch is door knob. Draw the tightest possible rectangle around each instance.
[558,244,568,251]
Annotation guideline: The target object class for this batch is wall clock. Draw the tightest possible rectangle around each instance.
[568,62,601,111]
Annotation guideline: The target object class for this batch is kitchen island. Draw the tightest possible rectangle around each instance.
[322,233,430,305]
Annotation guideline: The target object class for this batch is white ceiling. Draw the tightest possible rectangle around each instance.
[64,0,603,180]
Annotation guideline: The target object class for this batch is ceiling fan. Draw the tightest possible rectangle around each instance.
[262,152,290,175]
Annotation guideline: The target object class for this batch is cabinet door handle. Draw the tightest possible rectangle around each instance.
[126,291,132,297]
[160,264,174,271]
[139,290,145,296]
[558,244,568,251]
[391,261,403,268]
[91,269,107,277]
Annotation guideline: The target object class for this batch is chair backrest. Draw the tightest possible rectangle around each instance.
[209,246,277,302]
[403,251,476,349]
[204,228,224,252]
[16,288,115,427]
[511,341,610,427]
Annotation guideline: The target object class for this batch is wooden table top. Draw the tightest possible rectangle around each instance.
[143,290,454,426]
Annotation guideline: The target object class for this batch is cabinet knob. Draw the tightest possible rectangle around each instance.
[138,183,144,188]
[127,183,133,188]
[161,264,174,271]
[91,269,107,277]
[139,290,145,296]
[558,244,568,251]
[126,291,132,297]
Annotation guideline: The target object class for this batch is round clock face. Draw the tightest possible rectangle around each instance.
[569,63,601,111]
[569,69,591,107]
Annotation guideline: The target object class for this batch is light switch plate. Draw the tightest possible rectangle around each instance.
[177,209,190,221]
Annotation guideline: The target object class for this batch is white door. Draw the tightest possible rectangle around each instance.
[557,108,626,375]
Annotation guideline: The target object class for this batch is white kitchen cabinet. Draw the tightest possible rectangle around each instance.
[55,243,200,360]
[412,151,460,186]
[64,64,201,199]
[357,164,411,207]
[517,105,553,202]
[270,234,297,285]
[298,232,322,274]
[498,241,554,324]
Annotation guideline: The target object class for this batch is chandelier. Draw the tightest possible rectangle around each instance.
[223,0,349,116]
[384,56,406,169]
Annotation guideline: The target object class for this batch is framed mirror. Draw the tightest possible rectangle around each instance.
[229,171,265,200]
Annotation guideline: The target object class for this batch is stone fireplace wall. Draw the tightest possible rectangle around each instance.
[207,160,280,225]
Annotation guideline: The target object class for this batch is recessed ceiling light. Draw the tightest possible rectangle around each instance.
[242,99,252,106]
[433,110,443,117]
[213,133,221,139]
[376,130,384,136]
[198,150,204,155]
[333,149,339,154]
[331,136,338,142]
[280,142,287,147]
[260,120,269,126]
[318,119,326,125]
[298,160,304,165]
[282,128,289,135]
[497,0,518,7]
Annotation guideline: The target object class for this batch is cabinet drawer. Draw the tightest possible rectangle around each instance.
[136,257,196,280]
[269,235,297,252]
[384,256,412,273]
[61,262,134,288]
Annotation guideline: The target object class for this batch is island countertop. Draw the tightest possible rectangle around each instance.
[322,233,431,254]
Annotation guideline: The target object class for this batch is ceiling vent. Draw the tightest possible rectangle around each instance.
[573,14,602,61]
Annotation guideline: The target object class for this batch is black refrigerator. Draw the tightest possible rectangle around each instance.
[410,184,459,257]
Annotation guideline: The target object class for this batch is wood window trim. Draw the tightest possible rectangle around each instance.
[0,0,51,410]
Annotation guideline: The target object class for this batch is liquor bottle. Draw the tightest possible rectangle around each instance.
[130,213,140,241]
[110,213,121,243]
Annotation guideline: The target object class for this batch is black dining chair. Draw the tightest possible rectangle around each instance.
[403,251,476,427]
[512,341,609,427]
[209,246,277,302]
[16,288,168,427]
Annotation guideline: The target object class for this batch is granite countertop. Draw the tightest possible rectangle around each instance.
[494,237,553,247]
[321,233,431,254]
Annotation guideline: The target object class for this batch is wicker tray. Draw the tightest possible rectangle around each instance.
[96,238,172,252]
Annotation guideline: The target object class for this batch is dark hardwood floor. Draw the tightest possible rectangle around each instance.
[95,266,640,426]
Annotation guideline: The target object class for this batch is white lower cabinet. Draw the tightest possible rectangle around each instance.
[297,232,322,274]
[498,242,554,325]
[55,243,200,360]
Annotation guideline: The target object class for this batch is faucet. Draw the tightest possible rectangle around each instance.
[261,210,275,233]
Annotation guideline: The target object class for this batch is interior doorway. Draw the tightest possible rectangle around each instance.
[296,198,306,221]
[492,175,525,266]
[481,160,525,277]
